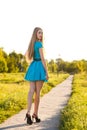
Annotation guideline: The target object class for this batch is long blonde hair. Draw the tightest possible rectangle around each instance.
[26,27,43,61]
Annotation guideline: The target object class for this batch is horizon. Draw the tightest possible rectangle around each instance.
[1,46,87,62]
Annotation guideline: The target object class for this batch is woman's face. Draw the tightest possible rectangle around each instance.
[36,29,43,41]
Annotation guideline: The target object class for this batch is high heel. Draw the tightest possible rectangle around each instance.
[25,113,33,125]
[32,113,41,123]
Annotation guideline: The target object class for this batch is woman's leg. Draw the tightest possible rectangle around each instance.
[34,81,44,116]
[27,82,35,114]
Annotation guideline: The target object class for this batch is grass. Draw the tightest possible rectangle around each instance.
[0,72,69,123]
[59,72,87,130]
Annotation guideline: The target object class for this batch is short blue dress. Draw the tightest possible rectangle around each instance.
[24,41,47,82]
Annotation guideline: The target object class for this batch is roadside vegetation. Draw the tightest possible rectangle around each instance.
[59,72,87,130]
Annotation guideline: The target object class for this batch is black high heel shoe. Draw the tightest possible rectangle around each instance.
[24,113,33,125]
[32,113,41,123]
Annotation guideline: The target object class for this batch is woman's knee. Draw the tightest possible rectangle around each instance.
[29,82,35,94]
[29,88,35,94]
[35,91,40,98]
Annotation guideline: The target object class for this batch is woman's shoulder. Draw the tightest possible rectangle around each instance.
[35,41,43,48]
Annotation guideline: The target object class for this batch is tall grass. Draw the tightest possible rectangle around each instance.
[0,72,69,123]
[59,72,87,130]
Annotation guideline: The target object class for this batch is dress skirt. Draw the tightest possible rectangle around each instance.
[24,61,47,82]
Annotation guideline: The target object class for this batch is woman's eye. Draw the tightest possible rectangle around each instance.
[38,32,43,34]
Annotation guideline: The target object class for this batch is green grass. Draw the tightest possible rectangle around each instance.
[0,72,69,124]
[59,72,87,130]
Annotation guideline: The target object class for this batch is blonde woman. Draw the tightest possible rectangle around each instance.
[24,27,49,125]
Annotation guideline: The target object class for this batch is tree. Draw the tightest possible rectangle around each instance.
[76,60,86,73]
[0,58,8,72]
[7,51,20,72]
[0,48,8,72]
[48,59,57,73]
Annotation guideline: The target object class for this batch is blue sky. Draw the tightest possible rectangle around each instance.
[0,0,87,61]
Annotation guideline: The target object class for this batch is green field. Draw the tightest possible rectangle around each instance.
[0,72,69,123]
[59,72,87,130]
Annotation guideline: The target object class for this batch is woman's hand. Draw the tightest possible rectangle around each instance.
[46,73,49,80]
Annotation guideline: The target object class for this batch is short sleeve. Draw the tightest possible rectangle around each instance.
[37,42,43,49]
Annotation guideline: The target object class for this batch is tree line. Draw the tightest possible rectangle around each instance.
[0,48,27,73]
[0,48,87,73]
[48,58,87,74]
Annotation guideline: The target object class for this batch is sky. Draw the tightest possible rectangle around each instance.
[0,0,87,61]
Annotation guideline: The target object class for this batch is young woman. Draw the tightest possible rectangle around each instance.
[24,27,49,125]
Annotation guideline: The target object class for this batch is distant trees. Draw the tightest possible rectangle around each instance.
[47,58,87,74]
[0,48,28,73]
[0,47,87,73]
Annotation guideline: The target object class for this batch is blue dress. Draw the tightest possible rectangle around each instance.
[24,41,47,82]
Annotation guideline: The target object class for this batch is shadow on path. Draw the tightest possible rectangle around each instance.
[0,113,60,130]
[0,100,67,130]
[0,124,26,130]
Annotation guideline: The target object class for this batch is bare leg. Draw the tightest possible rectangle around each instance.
[34,81,44,116]
[27,82,35,114]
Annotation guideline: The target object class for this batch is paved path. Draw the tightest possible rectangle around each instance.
[0,75,73,130]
